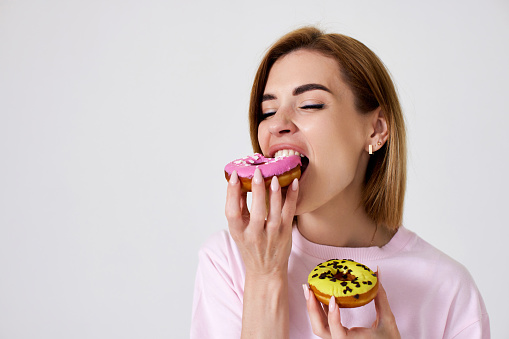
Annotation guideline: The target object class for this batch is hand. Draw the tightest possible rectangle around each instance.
[303,279,401,339]
[225,169,299,276]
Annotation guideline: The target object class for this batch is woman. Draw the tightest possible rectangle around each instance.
[191,26,489,338]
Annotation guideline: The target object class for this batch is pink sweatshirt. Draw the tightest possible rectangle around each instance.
[191,226,490,338]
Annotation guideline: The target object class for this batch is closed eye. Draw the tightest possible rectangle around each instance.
[261,111,276,120]
[261,103,324,120]
[301,104,324,109]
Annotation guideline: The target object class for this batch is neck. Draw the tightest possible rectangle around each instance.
[296,195,392,248]
[295,155,395,248]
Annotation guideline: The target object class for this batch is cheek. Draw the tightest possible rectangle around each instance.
[313,123,363,174]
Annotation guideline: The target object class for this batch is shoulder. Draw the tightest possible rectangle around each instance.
[384,227,481,300]
[394,227,490,337]
[198,229,239,262]
[196,229,245,281]
[199,229,234,255]
[395,227,472,278]
[407,230,473,283]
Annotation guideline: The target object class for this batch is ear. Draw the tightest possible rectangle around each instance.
[365,107,389,153]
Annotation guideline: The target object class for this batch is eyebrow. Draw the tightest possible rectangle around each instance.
[261,83,332,102]
[293,83,332,96]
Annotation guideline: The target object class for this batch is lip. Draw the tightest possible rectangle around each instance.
[267,143,308,158]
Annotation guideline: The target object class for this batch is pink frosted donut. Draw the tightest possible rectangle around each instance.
[224,153,301,191]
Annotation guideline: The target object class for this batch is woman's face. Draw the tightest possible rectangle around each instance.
[258,49,375,214]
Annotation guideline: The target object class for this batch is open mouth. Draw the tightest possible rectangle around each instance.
[272,149,309,174]
[301,156,309,174]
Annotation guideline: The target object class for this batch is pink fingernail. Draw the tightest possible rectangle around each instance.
[253,168,263,185]
[230,171,238,185]
[302,284,309,300]
[329,296,336,312]
[270,176,279,192]
[291,178,298,191]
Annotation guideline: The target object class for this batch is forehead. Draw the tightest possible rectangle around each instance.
[265,50,343,93]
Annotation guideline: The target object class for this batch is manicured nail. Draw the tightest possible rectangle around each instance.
[229,171,238,185]
[329,296,336,312]
[302,284,309,301]
[291,178,299,191]
[253,168,263,185]
[270,176,279,192]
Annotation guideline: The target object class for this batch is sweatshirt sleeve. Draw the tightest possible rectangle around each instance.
[450,314,490,339]
[190,231,244,339]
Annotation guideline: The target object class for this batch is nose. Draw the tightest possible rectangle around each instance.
[267,107,297,136]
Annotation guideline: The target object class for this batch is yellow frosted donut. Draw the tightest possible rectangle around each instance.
[307,259,378,308]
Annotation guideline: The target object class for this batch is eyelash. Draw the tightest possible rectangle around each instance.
[261,112,276,120]
[261,104,325,120]
[301,104,324,110]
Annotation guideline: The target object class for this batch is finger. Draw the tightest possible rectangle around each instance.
[266,176,282,232]
[240,191,249,220]
[328,296,347,338]
[225,171,246,233]
[375,282,396,322]
[281,179,299,228]
[304,285,331,339]
[374,273,392,322]
[249,168,267,229]
[374,273,399,335]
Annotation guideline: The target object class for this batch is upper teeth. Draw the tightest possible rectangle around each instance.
[274,149,304,158]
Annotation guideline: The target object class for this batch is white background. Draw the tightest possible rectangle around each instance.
[1,0,508,338]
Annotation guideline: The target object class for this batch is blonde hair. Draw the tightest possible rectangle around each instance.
[248,26,407,230]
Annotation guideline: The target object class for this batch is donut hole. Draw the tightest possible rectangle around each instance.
[333,271,356,281]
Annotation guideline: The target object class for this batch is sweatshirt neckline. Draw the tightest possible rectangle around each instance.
[292,224,414,261]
